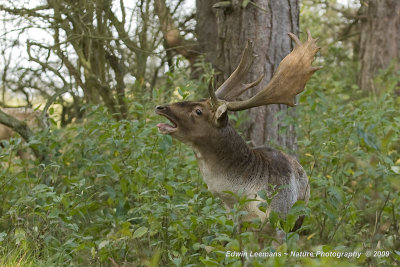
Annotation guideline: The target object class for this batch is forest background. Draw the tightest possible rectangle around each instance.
[0,0,399,266]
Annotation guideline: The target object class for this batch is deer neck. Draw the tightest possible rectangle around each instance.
[191,124,252,178]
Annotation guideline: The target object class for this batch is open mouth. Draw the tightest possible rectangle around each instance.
[156,114,178,134]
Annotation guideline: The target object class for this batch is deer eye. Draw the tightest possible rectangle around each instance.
[195,109,202,115]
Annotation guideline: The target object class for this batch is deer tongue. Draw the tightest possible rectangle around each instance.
[157,123,177,134]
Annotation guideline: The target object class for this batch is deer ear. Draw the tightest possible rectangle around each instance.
[214,103,228,126]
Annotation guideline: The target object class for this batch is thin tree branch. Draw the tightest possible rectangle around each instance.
[0,109,40,158]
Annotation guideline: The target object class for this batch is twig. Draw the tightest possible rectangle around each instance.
[0,109,41,159]
[373,192,391,236]
[392,202,399,236]
[41,87,70,123]
[328,194,354,242]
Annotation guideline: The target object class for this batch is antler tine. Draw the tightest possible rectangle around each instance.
[208,76,219,109]
[242,72,265,91]
[226,30,322,111]
[218,73,265,102]
[214,40,264,101]
[307,29,314,41]
[288,32,301,47]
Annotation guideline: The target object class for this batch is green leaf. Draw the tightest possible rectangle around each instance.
[391,166,400,174]
[0,232,7,242]
[133,226,148,239]
[257,189,268,201]
[98,240,109,249]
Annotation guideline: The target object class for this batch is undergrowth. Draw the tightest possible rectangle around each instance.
[0,66,399,266]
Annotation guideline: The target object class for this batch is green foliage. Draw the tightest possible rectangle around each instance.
[296,65,400,266]
[1,15,400,266]
[151,55,216,104]
[1,63,399,265]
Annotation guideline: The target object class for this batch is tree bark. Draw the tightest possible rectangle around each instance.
[359,0,400,92]
[196,0,299,151]
[196,0,219,67]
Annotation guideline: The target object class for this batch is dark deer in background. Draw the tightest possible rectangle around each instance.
[0,108,42,140]
[0,107,46,159]
[156,31,321,236]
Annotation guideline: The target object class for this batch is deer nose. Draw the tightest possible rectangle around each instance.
[155,105,167,112]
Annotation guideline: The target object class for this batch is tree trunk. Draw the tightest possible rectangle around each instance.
[196,0,299,152]
[196,0,219,67]
[359,0,400,92]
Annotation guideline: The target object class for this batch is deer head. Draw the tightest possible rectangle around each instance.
[156,30,321,145]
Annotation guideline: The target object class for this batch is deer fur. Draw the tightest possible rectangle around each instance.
[156,100,309,225]
[0,108,42,141]
[0,108,45,159]
[194,125,309,222]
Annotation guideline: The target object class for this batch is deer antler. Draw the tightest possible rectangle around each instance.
[214,40,265,102]
[209,30,321,111]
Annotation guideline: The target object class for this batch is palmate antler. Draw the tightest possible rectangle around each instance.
[209,30,321,111]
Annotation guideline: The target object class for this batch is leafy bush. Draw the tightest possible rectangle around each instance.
[0,61,399,266]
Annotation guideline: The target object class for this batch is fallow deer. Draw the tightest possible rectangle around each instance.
[0,108,43,141]
[155,31,321,235]
[0,107,46,159]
